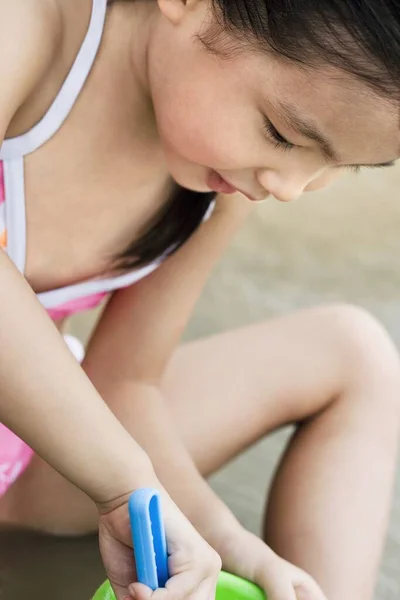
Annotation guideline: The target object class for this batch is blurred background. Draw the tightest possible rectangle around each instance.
[1,164,399,599]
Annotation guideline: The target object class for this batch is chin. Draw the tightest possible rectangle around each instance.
[164,150,211,193]
[173,175,210,193]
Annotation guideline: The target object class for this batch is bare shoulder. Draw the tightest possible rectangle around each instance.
[0,0,61,128]
[0,0,61,42]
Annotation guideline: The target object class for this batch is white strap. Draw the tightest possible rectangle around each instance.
[0,0,107,159]
[3,158,26,273]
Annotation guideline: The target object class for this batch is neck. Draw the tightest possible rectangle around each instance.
[107,1,157,104]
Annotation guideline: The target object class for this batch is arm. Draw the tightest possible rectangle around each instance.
[0,0,156,504]
[0,7,226,598]
[0,254,223,599]
[83,193,252,529]
[83,197,327,600]
[0,250,156,501]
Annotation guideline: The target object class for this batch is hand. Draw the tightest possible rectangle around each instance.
[209,524,327,600]
[98,490,222,600]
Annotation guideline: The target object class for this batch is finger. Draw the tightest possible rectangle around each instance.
[261,576,297,600]
[191,578,217,600]
[108,569,138,600]
[111,580,132,600]
[293,576,327,600]
[292,577,327,600]
[128,583,153,600]
[147,572,214,600]
[257,558,297,600]
[280,559,328,600]
[154,572,203,600]
[99,523,136,600]
[207,579,218,600]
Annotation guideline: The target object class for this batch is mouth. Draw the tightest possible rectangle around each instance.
[206,170,258,202]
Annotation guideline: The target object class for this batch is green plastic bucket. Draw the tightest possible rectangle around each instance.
[92,571,266,600]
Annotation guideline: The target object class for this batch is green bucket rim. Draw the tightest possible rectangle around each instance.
[92,571,265,600]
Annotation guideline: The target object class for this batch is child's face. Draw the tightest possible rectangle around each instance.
[148,0,399,202]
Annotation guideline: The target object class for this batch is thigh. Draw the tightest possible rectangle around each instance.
[161,304,355,476]
[0,304,361,533]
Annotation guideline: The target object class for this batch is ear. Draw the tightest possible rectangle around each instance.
[157,0,202,25]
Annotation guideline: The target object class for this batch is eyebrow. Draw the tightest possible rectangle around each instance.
[274,100,397,169]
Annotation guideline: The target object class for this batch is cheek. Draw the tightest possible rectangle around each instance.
[156,97,219,164]
[305,169,343,192]
[152,77,256,170]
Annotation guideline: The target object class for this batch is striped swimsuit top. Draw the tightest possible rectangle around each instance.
[0,0,212,320]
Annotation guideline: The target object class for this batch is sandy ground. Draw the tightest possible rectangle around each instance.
[1,164,400,598]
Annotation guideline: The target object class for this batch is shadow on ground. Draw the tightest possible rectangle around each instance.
[0,526,104,599]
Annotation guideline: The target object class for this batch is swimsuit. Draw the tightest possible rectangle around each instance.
[0,0,162,321]
[0,0,214,496]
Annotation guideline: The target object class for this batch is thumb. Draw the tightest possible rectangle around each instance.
[127,583,153,600]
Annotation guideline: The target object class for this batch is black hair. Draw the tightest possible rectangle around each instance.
[114,0,400,270]
[117,185,215,269]
[205,0,400,99]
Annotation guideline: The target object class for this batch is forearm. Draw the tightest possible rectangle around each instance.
[0,253,156,504]
[84,374,239,535]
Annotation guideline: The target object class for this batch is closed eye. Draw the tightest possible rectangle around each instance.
[262,117,295,152]
[345,161,396,174]
[262,112,397,171]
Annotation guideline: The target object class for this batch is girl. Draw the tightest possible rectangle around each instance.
[0,1,399,599]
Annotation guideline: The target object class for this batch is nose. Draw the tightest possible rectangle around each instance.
[256,169,314,203]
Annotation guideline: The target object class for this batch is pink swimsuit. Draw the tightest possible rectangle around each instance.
[0,0,214,496]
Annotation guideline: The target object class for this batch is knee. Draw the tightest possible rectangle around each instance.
[322,303,400,410]
[0,496,98,537]
[0,480,99,537]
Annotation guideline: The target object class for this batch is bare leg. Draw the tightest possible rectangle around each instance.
[263,378,399,599]
[164,305,400,600]
[1,305,399,600]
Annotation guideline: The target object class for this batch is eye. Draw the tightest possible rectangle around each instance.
[262,116,295,151]
[344,162,395,174]
[345,165,362,174]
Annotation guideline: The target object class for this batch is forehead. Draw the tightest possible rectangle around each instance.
[250,54,400,164]
[192,16,400,165]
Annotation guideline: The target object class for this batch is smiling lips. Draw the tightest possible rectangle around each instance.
[206,170,257,201]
